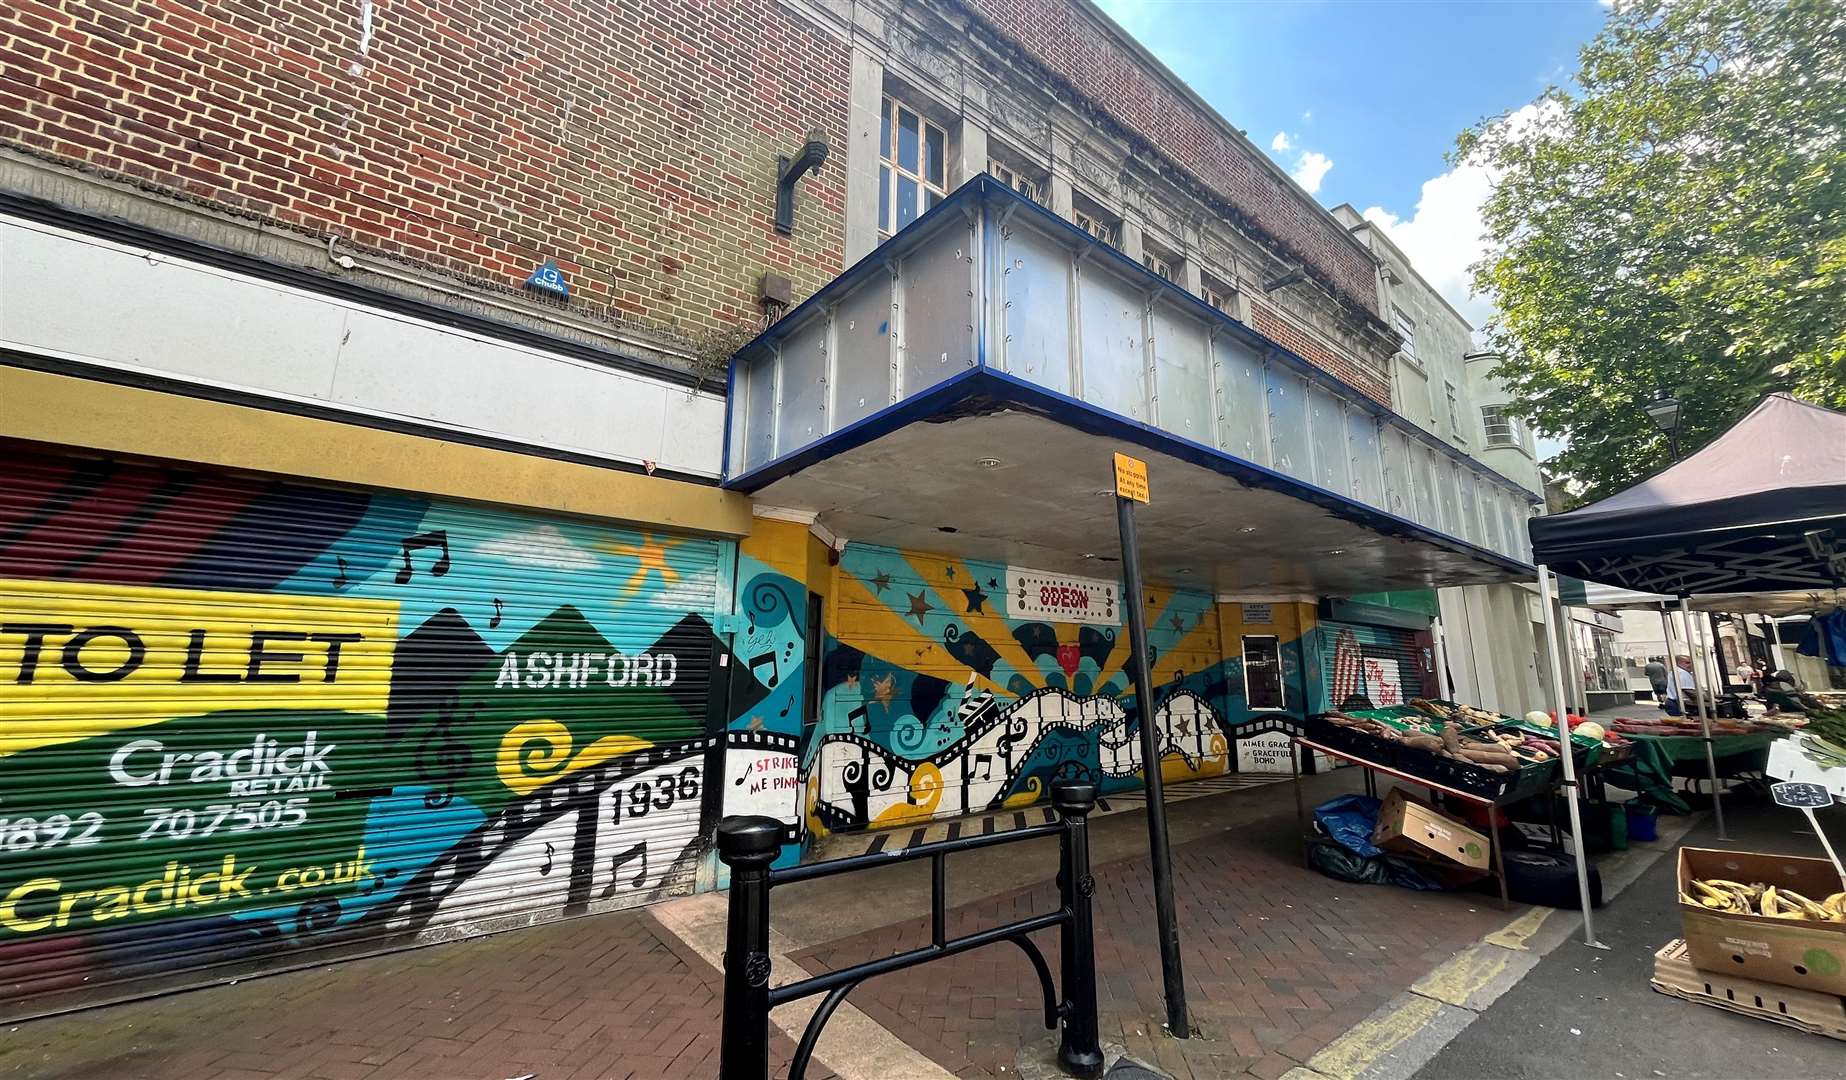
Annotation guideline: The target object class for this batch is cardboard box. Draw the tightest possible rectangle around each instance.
[1652,938,1846,1041]
[1678,847,1846,997]
[1372,787,1490,871]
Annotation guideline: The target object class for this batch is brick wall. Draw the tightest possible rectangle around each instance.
[1251,302,1390,404]
[0,0,849,343]
[961,0,1378,315]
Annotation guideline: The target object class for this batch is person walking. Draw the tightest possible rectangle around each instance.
[1644,656,1669,709]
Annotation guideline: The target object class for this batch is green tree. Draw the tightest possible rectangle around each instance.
[1462,0,1846,501]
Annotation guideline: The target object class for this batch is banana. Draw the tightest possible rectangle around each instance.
[1692,880,1732,904]
[1762,886,1780,917]
[1781,890,1833,920]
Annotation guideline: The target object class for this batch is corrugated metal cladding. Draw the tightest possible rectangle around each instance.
[1320,621,1438,711]
[0,445,725,1018]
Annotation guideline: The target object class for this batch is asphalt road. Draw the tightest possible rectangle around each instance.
[1415,791,1846,1080]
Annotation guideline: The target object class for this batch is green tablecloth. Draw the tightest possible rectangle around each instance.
[1605,731,1783,813]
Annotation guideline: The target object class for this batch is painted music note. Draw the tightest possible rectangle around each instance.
[332,556,349,589]
[540,841,555,876]
[489,598,505,629]
[394,530,452,584]
[779,698,792,718]
[599,841,648,898]
[973,752,994,780]
[747,651,779,689]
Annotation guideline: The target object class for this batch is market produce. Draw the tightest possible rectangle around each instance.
[1573,721,1606,742]
[1680,877,1846,922]
[1524,710,1552,727]
[1408,699,1503,726]
[1809,708,1846,746]
[1611,715,1773,737]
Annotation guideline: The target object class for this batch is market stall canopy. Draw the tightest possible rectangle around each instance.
[1529,394,1846,598]
[724,177,1541,596]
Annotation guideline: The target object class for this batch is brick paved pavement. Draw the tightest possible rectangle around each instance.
[0,907,824,1080]
[791,812,1509,1080]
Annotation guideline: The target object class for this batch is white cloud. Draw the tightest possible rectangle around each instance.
[1270,131,1293,152]
[1290,151,1333,194]
[476,524,599,571]
[1359,101,1560,329]
[1301,109,1313,122]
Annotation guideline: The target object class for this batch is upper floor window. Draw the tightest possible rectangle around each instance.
[1072,192,1121,247]
[880,95,946,237]
[1445,381,1464,442]
[1142,248,1178,282]
[1201,274,1239,321]
[988,159,1043,204]
[1481,405,1524,449]
[1393,307,1418,361]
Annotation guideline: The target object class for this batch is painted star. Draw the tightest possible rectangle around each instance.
[945,565,956,580]
[905,590,932,624]
[1169,614,1185,633]
[844,674,860,691]
[870,571,893,595]
[963,583,989,614]
[871,673,897,708]
[598,533,683,596]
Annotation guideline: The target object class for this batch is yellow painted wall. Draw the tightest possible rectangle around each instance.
[0,367,751,537]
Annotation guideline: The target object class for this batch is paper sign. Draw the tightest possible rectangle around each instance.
[1772,781,1833,809]
[1113,453,1149,503]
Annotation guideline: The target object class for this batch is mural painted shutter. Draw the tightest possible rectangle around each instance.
[1320,620,1438,710]
[0,447,723,1018]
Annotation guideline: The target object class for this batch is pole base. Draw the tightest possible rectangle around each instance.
[1016,1037,1166,1080]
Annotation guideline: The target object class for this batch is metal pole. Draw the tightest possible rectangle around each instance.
[1710,612,1732,689]
[1431,617,1455,701]
[1559,609,1589,718]
[1536,565,1603,948]
[1116,493,1189,1038]
[1658,603,1678,711]
[1052,780,1104,1078]
[717,816,784,1080]
[1766,615,1786,673]
[1681,597,1729,840]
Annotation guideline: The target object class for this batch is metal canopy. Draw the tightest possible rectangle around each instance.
[725,177,1538,593]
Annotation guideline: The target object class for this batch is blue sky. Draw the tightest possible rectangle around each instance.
[1092,0,1609,328]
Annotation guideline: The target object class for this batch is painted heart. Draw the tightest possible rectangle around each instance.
[1055,644,1082,679]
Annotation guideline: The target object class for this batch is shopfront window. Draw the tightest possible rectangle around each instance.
[1575,623,1625,692]
[1243,635,1286,710]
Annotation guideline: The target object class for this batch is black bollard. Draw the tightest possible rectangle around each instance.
[717,815,783,1080]
[1052,779,1104,1079]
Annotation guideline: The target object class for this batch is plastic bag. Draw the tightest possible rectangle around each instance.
[1313,794,1383,857]
[1308,841,1391,885]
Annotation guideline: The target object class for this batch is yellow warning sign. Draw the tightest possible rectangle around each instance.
[1113,453,1150,503]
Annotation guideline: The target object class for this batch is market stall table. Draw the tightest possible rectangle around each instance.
[1605,730,1786,813]
[1294,736,1514,909]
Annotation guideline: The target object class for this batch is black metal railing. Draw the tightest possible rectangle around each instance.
[716,779,1104,1080]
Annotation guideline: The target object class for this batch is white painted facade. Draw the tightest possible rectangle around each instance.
[1330,204,1568,719]
[0,213,727,479]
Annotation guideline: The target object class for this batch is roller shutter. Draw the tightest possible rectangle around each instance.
[0,446,724,1018]
[1321,620,1437,710]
